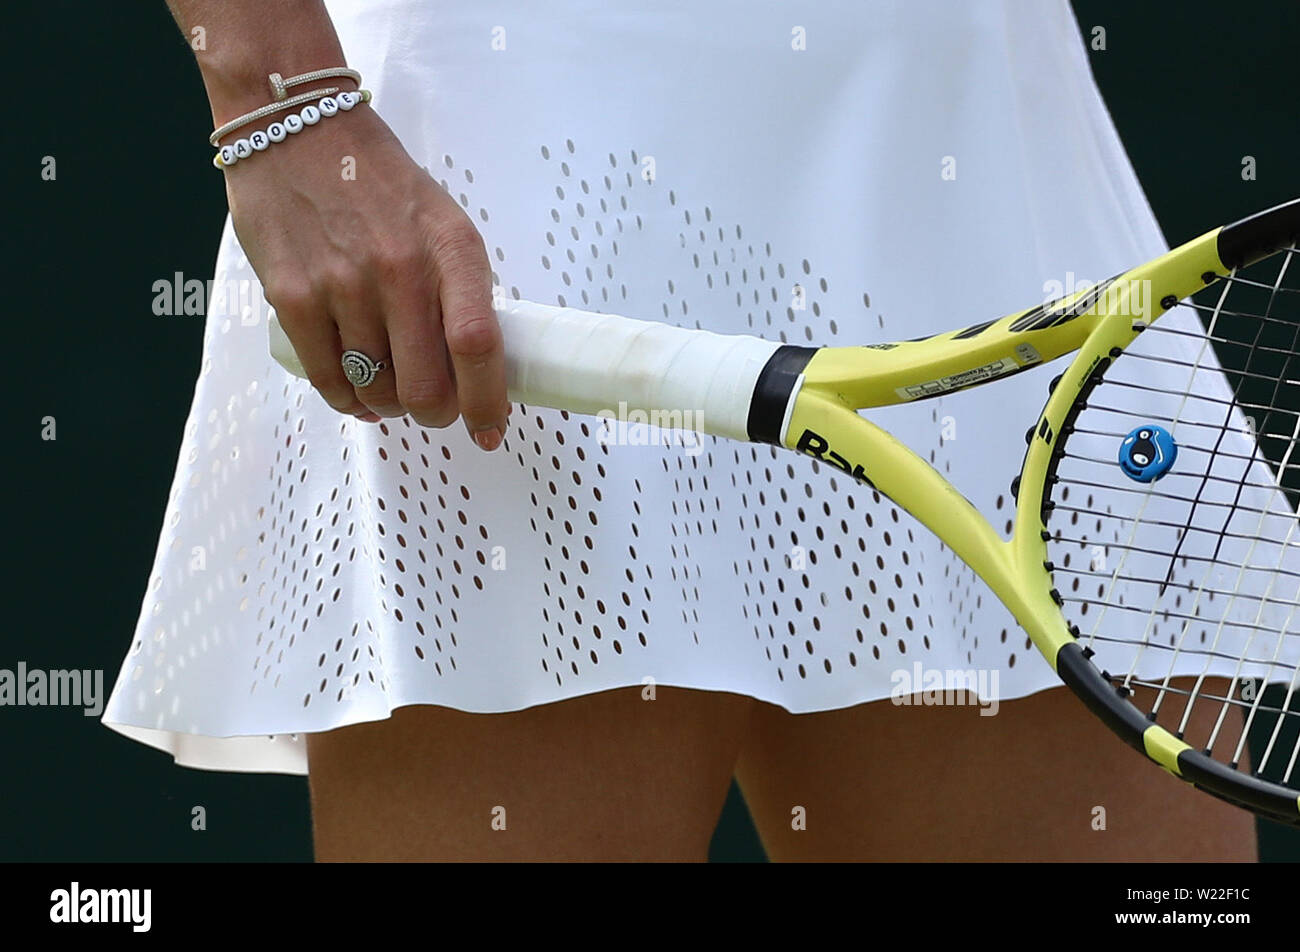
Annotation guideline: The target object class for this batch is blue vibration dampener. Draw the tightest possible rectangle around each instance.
[1118,424,1178,482]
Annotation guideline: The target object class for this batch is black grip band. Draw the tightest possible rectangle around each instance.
[746,346,817,444]
[1216,198,1300,269]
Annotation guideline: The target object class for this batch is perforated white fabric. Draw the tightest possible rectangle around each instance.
[104,0,1232,773]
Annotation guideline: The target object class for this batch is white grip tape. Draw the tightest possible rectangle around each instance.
[269,299,781,442]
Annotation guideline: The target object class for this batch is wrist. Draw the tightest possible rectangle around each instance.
[193,7,351,127]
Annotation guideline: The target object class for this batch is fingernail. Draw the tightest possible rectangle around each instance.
[357,412,382,423]
[473,427,503,452]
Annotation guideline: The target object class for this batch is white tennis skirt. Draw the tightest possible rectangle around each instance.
[103,0,1286,773]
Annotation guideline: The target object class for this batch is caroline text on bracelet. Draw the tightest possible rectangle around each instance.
[213,90,372,170]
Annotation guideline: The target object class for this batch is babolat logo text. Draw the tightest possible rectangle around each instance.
[889,663,1000,716]
[0,662,104,716]
[595,402,704,457]
[49,883,151,933]
[794,430,874,486]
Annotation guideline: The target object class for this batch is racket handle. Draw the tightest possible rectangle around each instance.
[269,299,781,441]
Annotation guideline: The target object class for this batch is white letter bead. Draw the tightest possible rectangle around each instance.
[233,138,253,159]
[300,105,321,125]
[249,130,270,151]
[318,96,339,117]
[337,92,358,110]
[284,114,304,134]
[219,145,238,167]
[266,121,287,143]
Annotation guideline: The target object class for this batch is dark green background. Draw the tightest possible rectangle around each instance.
[4,1,1297,862]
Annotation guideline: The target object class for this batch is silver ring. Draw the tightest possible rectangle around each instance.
[341,350,389,388]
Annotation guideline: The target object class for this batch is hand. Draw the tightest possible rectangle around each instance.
[224,104,508,450]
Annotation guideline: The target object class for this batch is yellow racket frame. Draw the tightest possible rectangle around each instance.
[781,229,1243,784]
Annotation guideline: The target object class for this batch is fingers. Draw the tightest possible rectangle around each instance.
[432,223,508,450]
[265,278,377,421]
[385,298,458,429]
[263,211,503,450]
[375,238,459,428]
[326,260,405,419]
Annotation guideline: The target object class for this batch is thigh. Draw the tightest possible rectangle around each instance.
[734,678,1257,862]
[306,685,757,861]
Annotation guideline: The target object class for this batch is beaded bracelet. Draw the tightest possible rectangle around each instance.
[212,89,372,170]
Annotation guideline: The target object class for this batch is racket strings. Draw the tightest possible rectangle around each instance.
[1052,510,1300,556]
[1046,244,1300,782]
[1115,348,1300,388]
[1153,249,1299,769]
[1049,475,1300,528]
[1122,676,1299,768]
[1091,376,1300,423]
[1074,387,1300,427]
[1059,597,1300,653]
[1051,551,1300,614]
[1143,321,1300,360]
[1071,630,1297,673]
[1059,447,1294,495]
[1052,533,1300,584]
[1123,676,1298,720]
[1065,429,1300,472]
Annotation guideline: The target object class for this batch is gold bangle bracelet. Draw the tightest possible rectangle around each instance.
[209,67,363,147]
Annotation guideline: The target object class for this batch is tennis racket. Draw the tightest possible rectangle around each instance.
[270,198,1300,826]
